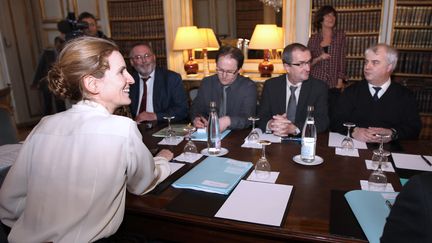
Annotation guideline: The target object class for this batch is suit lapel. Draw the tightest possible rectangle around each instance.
[278,75,287,113]
[152,68,162,111]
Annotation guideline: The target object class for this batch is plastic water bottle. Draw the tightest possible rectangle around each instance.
[301,106,317,162]
[207,101,221,155]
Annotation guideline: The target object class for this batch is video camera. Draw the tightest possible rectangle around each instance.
[57,12,89,41]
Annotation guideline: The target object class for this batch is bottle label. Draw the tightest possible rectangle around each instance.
[301,137,316,162]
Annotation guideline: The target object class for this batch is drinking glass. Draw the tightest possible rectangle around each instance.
[163,116,176,143]
[372,133,391,169]
[341,122,356,150]
[368,151,389,191]
[255,140,271,179]
[183,124,198,158]
[247,117,260,143]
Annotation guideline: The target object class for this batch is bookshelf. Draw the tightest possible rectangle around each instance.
[107,0,167,68]
[311,0,384,82]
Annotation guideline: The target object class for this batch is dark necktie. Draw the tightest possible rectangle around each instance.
[372,87,381,101]
[219,86,229,117]
[287,86,297,122]
[138,76,150,113]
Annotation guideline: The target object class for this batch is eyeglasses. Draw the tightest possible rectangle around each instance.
[289,60,312,68]
[130,54,154,62]
[216,68,238,76]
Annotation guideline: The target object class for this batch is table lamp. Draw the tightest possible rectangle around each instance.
[197,28,220,76]
[248,24,284,77]
[173,26,206,76]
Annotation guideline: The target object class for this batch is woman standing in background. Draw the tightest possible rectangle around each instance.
[308,5,347,90]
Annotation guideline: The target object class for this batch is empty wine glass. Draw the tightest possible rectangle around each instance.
[255,140,271,179]
[247,117,260,143]
[341,122,356,150]
[163,116,176,143]
[368,151,389,191]
[183,124,198,158]
[372,133,391,169]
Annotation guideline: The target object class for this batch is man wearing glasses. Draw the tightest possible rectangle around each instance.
[191,46,257,131]
[331,43,421,142]
[129,43,189,123]
[258,43,329,136]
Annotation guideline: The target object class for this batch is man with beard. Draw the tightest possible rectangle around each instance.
[128,43,188,123]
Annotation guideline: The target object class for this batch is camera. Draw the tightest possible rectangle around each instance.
[57,12,89,41]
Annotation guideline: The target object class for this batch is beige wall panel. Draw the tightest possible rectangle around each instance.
[39,0,64,22]
[73,0,100,19]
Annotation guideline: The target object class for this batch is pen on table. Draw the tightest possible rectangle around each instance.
[421,155,432,166]
[281,136,302,142]
[385,200,393,210]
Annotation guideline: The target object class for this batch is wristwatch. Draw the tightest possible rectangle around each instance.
[390,128,398,140]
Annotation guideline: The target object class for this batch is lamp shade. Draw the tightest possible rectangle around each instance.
[196,28,220,51]
[173,26,206,50]
[248,24,284,50]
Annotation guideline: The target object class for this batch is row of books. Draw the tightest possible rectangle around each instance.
[115,39,166,58]
[395,6,432,26]
[395,52,432,75]
[346,59,364,80]
[338,11,381,33]
[107,0,163,20]
[392,29,432,49]
[346,36,378,57]
[110,20,165,39]
[312,0,382,9]
[412,88,432,113]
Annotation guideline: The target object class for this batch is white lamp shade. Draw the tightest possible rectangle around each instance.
[248,24,284,50]
[173,26,206,50]
[196,28,220,51]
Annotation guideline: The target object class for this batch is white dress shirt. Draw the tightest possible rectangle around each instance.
[368,78,391,99]
[137,69,156,115]
[0,100,170,242]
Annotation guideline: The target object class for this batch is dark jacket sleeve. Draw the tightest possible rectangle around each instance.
[381,172,432,243]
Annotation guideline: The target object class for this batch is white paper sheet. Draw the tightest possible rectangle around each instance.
[246,170,279,183]
[215,180,293,226]
[335,147,359,157]
[392,153,432,172]
[0,144,22,169]
[169,162,185,175]
[360,180,394,192]
[365,160,395,172]
[328,132,367,149]
[174,152,203,163]
[157,136,183,146]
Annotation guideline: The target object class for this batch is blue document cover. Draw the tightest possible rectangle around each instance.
[191,129,231,142]
[345,190,398,243]
[172,157,253,195]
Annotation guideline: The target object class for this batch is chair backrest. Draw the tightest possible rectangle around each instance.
[0,86,18,145]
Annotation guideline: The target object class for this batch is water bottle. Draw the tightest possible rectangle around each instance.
[207,101,221,155]
[301,106,317,162]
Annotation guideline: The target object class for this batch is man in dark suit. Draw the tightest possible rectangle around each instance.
[381,172,432,242]
[258,43,329,136]
[190,46,257,131]
[129,43,188,123]
[331,43,421,143]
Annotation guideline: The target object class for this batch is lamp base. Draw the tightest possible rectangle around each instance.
[184,60,199,75]
[258,59,274,78]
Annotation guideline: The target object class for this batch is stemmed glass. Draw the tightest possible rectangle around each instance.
[163,116,176,143]
[341,122,356,150]
[183,124,198,158]
[255,140,271,179]
[372,133,391,169]
[368,151,390,191]
[247,117,260,143]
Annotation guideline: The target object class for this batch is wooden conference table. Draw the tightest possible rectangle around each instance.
[120,124,432,242]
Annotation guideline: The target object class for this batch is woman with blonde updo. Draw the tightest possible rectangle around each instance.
[0,37,172,242]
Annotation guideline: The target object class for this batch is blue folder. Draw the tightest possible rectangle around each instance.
[344,190,398,243]
[191,129,231,142]
[172,157,253,195]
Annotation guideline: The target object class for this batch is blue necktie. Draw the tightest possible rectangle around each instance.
[372,87,381,101]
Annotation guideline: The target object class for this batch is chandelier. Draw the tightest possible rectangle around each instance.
[260,0,283,12]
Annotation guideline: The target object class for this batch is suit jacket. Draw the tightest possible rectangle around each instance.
[129,67,188,122]
[190,74,257,130]
[258,74,329,133]
[330,80,421,140]
[381,172,432,243]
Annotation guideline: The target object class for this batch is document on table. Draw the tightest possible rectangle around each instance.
[152,124,189,137]
[191,128,231,142]
[215,180,293,226]
[392,153,432,172]
[328,132,367,149]
[169,162,185,175]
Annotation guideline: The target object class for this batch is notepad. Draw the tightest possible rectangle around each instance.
[215,180,293,226]
[172,157,252,195]
[392,153,432,172]
[345,190,398,243]
[152,124,189,137]
[328,132,368,149]
[191,128,231,142]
